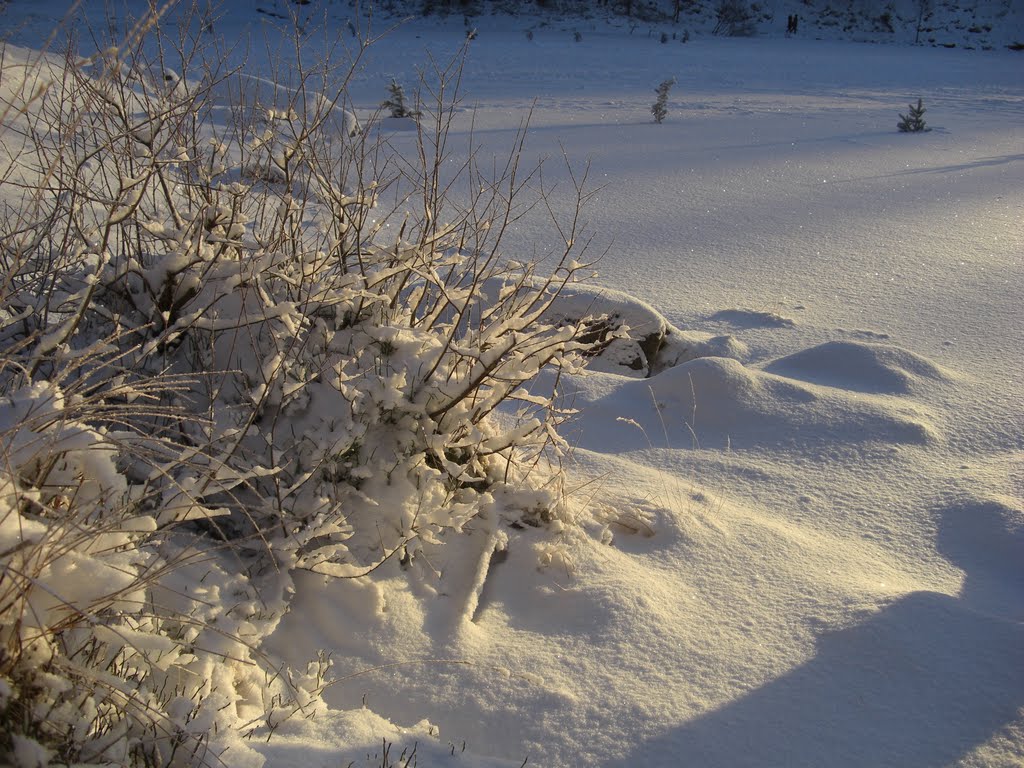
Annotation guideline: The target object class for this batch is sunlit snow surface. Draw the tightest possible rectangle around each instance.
[3,2,1022,765]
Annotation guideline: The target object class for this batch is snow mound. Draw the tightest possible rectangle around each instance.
[654,331,752,375]
[571,355,940,452]
[548,285,749,377]
[764,340,952,394]
[546,285,668,376]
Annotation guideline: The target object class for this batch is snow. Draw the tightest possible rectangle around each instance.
[1,1,1022,766]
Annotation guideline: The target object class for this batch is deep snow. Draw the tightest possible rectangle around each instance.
[280,16,1024,766]
[2,1,1022,766]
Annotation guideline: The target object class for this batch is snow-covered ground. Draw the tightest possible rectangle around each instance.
[2,1,1022,766]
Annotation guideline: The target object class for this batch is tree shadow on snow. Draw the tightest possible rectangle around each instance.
[890,152,1024,176]
[853,152,1024,181]
[611,498,1024,768]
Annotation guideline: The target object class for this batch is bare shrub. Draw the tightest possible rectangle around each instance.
[714,0,757,36]
[0,2,601,763]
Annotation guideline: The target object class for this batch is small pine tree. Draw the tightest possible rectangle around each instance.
[897,97,929,132]
[382,79,421,119]
[652,77,676,124]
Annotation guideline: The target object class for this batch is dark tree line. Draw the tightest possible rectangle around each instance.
[404,0,712,21]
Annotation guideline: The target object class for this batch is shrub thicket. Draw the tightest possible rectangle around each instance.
[713,0,756,35]
[0,4,599,763]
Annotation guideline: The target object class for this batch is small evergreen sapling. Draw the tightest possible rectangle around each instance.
[382,78,421,119]
[898,97,929,132]
[652,77,676,124]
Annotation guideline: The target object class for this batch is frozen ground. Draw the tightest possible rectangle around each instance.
[2,2,1023,766]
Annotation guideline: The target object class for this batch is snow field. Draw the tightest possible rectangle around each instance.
[265,12,1023,767]
[0,1,1021,766]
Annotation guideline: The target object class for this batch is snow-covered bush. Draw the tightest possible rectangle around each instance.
[0,8,599,765]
